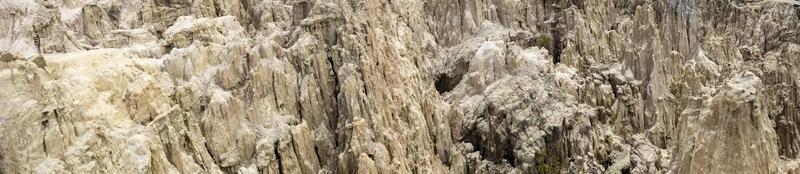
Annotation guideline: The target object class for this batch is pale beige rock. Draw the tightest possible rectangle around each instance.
[1,0,800,173]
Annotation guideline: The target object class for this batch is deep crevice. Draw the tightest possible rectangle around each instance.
[434,74,462,94]
[550,23,564,64]
[461,105,515,166]
[275,141,284,174]
[326,52,341,147]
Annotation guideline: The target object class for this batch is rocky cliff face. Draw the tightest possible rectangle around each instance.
[1,0,799,173]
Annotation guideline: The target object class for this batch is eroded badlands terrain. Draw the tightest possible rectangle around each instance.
[1,0,800,173]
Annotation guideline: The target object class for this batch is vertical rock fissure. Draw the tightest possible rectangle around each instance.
[551,21,564,64]
[326,54,341,132]
[275,141,284,174]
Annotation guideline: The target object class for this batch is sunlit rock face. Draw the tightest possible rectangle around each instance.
[1,0,800,173]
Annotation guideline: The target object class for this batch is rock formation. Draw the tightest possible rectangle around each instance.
[0,0,799,173]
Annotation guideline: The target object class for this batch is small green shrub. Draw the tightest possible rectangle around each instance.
[534,35,553,49]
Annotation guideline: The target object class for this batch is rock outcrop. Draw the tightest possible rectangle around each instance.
[1,0,799,173]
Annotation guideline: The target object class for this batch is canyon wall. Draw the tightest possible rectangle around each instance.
[1,0,799,173]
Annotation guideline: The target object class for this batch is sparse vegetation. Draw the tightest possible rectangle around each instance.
[533,34,553,49]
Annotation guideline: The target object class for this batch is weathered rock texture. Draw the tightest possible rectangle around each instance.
[1,0,799,173]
